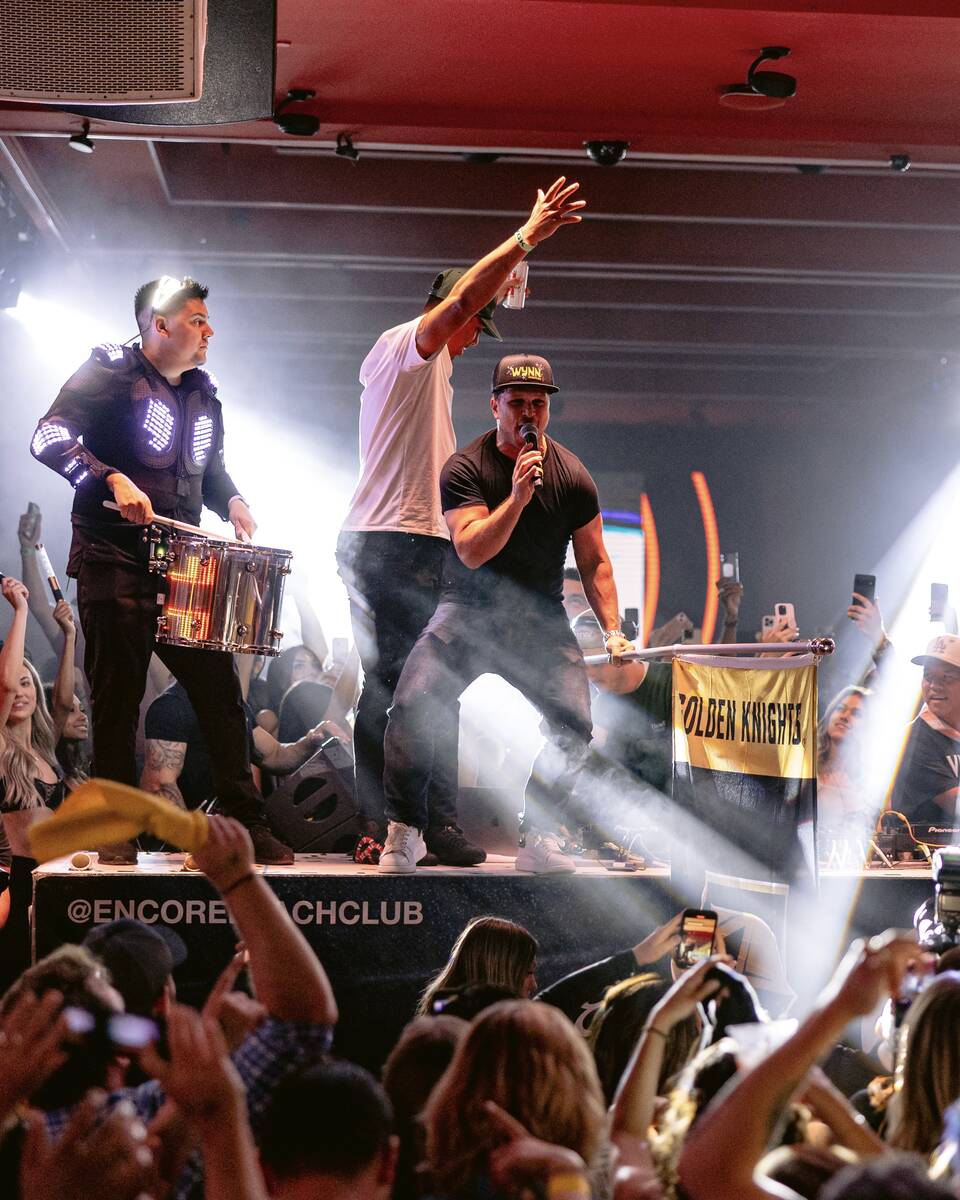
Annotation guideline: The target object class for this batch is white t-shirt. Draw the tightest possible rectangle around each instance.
[340,317,454,540]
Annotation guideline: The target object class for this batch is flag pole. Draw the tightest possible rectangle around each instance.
[584,637,836,666]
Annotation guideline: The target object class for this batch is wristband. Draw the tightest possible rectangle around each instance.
[515,228,534,253]
[602,629,624,643]
[221,872,255,898]
[546,1172,590,1200]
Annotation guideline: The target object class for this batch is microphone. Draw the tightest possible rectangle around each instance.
[519,422,543,489]
[35,543,64,602]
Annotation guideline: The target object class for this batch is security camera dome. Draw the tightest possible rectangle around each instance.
[584,140,629,167]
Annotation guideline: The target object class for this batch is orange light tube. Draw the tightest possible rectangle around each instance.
[691,470,720,645]
[639,492,660,647]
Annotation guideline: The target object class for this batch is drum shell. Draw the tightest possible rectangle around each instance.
[157,535,291,655]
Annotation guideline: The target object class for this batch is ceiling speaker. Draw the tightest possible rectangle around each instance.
[0,0,206,104]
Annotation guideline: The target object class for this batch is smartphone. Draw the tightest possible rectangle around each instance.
[775,602,796,629]
[762,614,776,632]
[623,607,639,641]
[27,501,40,517]
[674,908,718,970]
[681,626,695,643]
[851,574,876,609]
[931,582,949,623]
[719,551,740,583]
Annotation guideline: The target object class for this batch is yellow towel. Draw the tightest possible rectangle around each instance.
[29,778,209,863]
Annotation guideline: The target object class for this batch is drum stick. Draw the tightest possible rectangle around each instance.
[34,543,64,602]
[102,500,238,543]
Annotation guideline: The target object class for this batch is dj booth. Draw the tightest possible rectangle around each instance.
[31,853,932,1070]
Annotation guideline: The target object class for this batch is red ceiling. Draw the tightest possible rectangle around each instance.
[2,0,960,163]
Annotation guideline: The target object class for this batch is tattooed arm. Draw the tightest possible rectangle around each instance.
[140,739,188,810]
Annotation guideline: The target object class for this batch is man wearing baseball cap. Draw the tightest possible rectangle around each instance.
[337,179,586,870]
[891,634,960,827]
[379,353,633,874]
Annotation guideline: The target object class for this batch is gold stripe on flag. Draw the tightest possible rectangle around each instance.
[672,658,816,780]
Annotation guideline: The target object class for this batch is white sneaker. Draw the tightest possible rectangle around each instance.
[515,832,576,875]
[379,821,426,875]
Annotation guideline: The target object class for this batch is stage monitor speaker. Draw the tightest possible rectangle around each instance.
[457,788,521,858]
[265,738,359,854]
[2,0,275,125]
[1,1,206,104]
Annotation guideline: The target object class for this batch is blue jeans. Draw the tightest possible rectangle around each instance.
[383,598,594,833]
[336,531,459,832]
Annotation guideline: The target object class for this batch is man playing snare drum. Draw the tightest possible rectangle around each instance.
[30,276,293,865]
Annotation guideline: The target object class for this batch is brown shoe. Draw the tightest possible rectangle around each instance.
[97,840,139,866]
[248,824,294,866]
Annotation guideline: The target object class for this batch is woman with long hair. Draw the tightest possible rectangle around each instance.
[423,999,607,1198]
[886,971,960,1159]
[817,686,870,833]
[0,577,68,987]
[417,916,538,1016]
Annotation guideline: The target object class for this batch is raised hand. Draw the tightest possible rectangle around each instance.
[520,177,587,246]
[633,912,682,966]
[18,505,41,547]
[1,576,29,612]
[0,988,69,1119]
[52,599,77,636]
[848,594,885,643]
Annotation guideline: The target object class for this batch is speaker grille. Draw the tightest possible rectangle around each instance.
[0,1,203,103]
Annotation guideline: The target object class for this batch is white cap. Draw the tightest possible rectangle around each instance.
[912,634,960,671]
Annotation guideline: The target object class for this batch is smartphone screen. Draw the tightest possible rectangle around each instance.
[932,583,949,622]
[719,551,740,582]
[852,574,876,608]
[674,909,718,969]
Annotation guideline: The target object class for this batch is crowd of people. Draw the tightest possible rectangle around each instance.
[0,858,957,1200]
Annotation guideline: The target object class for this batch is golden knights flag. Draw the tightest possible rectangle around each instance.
[671,654,818,889]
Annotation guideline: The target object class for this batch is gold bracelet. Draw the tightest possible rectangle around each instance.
[642,1025,668,1040]
[546,1172,590,1200]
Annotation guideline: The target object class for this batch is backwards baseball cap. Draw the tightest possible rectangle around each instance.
[83,918,187,1016]
[428,268,501,341]
[491,353,559,394]
[912,634,960,672]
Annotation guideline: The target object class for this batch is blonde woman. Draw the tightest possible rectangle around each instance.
[887,971,960,1159]
[424,999,607,1198]
[0,576,66,986]
[417,916,538,1016]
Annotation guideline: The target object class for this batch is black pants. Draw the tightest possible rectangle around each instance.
[383,599,594,833]
[335,531,459,832]
[77,558,264,826]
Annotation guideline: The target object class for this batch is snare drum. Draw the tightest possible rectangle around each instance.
[156,533,292,656]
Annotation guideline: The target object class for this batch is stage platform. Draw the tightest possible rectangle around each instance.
[32,853,933,1069]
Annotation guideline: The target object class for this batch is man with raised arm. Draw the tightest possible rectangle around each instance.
[336,178,586,868]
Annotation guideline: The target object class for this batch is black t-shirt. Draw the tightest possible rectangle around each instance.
[536,948,657,1034]
[891,714,960,826]
[593,661,674,794]
[439,430,599,608]
[144,682,259,809]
